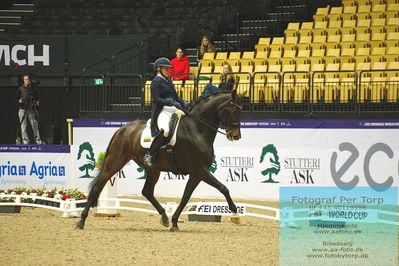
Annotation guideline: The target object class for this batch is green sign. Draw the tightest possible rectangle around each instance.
[94,78,104,85]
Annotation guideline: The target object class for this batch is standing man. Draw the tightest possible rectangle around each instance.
[16,74,43,144]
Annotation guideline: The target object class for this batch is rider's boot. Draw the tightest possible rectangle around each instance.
[143,130,166,166]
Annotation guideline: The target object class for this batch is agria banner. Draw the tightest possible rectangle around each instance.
[72,119,399,200]
[0,145,70,189]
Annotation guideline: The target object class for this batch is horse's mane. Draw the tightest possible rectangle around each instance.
[187,90,230,111]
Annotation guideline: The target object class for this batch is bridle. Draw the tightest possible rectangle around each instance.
[186,100,242,136]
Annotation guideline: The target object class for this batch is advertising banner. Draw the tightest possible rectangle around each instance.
[0,35,65,75]
[0,145,70,189]
[72,119,399,200]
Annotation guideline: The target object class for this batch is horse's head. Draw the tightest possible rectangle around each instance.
[220,89,243,141]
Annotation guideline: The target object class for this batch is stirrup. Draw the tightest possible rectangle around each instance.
[143,153,153,166]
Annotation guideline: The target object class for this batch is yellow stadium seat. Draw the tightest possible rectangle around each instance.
[387,17,399,26]
[241,65,254,73]
[371,47,386,56]
[258,37,271,45]
[181,80,195,101]
[285,23,300,36]
[326,48,340,57]
[371,32,386,42]
[252,58,265,66]
[330,7,343,14]
[372,4,386,12]
[314,21,328,29]
[357,5,371,14]
[242,51,255,59]
[301,22,313,30]
[236,75,251,95]
[385,54,399,63]
[356,13,370,21]
[231,65,240,73]
[313,35,327,43]
[387,3,399,11]
[387,61,399,70]
[254,65,267,73]
[372,61,387,70]
[313,8,329,21]
[387,32,399,41]
[269,50,282,59]
[285,36,298,45]
[342,34,356,43]
[297,49,311,58]
[283,49,296,58]
[268,64,281,73]
[327,34,341,43]
[343,5,357,14]
[200,65,213,74]
[372,18,386,27]
[226,59,240,66]
[255,51,268,59]
[213,65,223,74]
[252,75,266,103]
[341,48,355,58]
[328,20,342,29]
[387,46,399,55]
[342,0,356,6]
[312,47,325,57]
[197,79,211,97]
[298,35,312,44]
[213,59,226,67]
[144,80,152,104]
[357,19,371,28]
[342,20,356,29]
[271,37,284,45]
[215,52,228,60]
[266,58,280,65]
[356,62,371,71]
[356,33,371,42]
[229,52,241,59]
[203,53,215,60]
[297,43,311,50]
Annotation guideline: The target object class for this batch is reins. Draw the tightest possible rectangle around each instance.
[183,100,242,136]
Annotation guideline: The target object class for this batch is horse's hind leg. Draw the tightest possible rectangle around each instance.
[141,169,170,227]
[75,148,129,230]
[170,175,201,232]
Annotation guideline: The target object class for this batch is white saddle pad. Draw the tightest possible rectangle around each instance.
[140,110,185,149]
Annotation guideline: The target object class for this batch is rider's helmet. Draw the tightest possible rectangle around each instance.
[154,57,173,69]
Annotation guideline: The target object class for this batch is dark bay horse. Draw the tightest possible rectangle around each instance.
[75,89,243,232]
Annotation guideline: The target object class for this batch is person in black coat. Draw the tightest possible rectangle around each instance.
[144,57,186,166]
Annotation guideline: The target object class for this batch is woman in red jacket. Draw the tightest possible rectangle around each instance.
[169,47,190,81]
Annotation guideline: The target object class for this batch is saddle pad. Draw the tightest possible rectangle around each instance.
[140,110,184,149]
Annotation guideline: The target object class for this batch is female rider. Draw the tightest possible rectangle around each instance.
[143,57,186,166]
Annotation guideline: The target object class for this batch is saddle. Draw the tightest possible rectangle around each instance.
[140,110,185,149]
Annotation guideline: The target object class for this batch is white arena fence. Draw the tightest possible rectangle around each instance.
[1,194,397,227]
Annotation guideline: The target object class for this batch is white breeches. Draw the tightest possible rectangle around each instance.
[157,105,178,137]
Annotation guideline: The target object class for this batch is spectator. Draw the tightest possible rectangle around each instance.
[198,35,216,60]
[16,74,43,144]
[201,63,235,96]
[169,47,190,81]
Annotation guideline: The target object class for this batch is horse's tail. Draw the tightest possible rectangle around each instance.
[87,130,118,208]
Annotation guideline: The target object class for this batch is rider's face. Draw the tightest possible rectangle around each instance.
[160,66,170,77]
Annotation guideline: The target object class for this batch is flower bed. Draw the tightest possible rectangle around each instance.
[0,187,87,207]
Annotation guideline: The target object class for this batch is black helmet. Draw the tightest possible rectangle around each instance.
[154,57,173,69]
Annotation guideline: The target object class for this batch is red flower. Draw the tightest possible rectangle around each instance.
[62,194,71,200]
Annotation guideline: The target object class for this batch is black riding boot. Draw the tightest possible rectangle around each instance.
[143,130,167,166]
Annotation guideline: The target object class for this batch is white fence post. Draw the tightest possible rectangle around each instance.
[95,173,120,217]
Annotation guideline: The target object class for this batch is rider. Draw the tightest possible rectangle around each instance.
[143,57,186,166]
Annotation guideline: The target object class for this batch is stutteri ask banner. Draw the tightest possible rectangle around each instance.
[72,119,399,200]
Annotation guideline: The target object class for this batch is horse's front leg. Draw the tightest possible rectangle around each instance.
[141,169,169,227]
[199,168,240,224]
[170,175,201,232]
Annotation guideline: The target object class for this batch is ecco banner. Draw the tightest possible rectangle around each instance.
[72,119,399,200]
[0,145,70,189]
[0,36,65,75]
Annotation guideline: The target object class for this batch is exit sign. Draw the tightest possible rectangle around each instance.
[94,78,104,85]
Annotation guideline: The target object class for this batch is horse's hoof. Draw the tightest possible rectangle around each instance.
[230,216,241,224]
[170,226,179,232]
[160,217,170,227]
[75,221,84,230]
